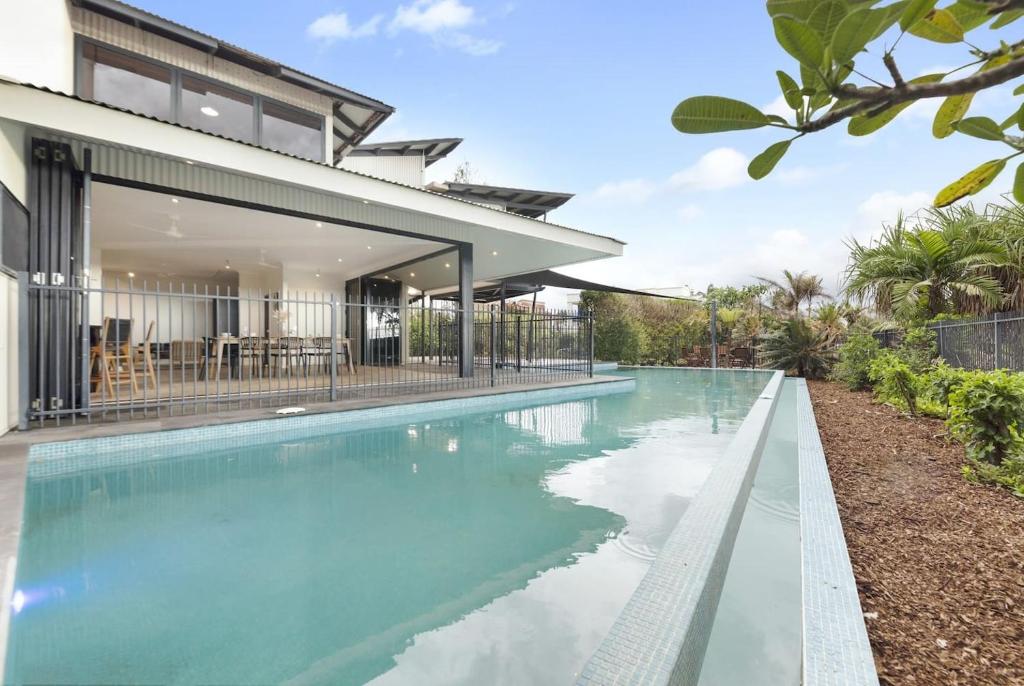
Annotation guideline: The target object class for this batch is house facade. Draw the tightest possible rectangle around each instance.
[0,0,623,432]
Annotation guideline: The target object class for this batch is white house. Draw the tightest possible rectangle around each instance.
[0,0,624,431]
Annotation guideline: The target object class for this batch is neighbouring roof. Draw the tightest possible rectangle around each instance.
[71,0,394,161]
[426,182,574,219]
[431,270,684,303]
[349,138,463,167]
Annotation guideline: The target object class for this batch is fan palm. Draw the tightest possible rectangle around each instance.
[844,208,1008,321]
[759,318,835,379]
[758,269,830,316]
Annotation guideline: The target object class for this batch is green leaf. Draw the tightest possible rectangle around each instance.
[847,74,944,135]
[777,70,803,110]
[947,0,992,31]
[766,0,816,20]
[766,114,791,125]
[774,16,826,71]
[808,1,850,42]
[748,140,792,180]
[908,8,964,42]
[998,106,1022,130]
[991,9,1024,29]
[954,116,1005,140]
[1014,83,1024,96]
[933,55,1010,138]
[1015,162,1024,203]
[900,0,938,30]
[934,158,1007,207]
[671,96,771,134]
[832,8,887,64]
[871,1,912,38]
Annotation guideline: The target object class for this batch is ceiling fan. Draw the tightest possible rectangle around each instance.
[131,216,208,240]
[257,249,278,269]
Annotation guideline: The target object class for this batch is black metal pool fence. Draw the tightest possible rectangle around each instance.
[928,312,1024,372]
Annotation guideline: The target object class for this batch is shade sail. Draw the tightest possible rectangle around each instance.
[430,269,688,303]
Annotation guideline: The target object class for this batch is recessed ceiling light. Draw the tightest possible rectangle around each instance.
[315,270,321,278]
[127,271,135,278]
[337,257,343,262]
[171,197,179,204]
[315,222,323,228]
[224,260,231,270]
[444,263,451,269]
[362,200,370,205]
[367,245,372,250]
[200,106,219,117]
[410,272,415,277]
[185,160,194,165]
[491,250,498,256]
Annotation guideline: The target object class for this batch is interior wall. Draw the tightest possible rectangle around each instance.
[237,268,282,338]
[100,269,236,345]
[280,267,344,338]
[0,0,75,93]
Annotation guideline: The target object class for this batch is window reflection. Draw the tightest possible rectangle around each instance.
[181,76,255,143]
[81,44,172,120]
[262,101,323,162]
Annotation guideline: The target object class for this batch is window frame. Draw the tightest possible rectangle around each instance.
[74,37,326,163]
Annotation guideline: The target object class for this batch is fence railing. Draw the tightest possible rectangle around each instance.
[19,276,595,428]
[929,312,1024,372]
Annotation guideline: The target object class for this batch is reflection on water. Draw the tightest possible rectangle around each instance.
[6,370,771,686]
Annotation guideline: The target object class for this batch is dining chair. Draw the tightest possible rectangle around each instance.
[134,321,157,389]
[269,336,305,377]
[93,317,137,397]
[239,336,266,377]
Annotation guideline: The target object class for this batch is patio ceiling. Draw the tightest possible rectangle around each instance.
[92,183,443,283]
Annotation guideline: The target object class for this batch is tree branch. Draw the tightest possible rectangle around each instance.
[802,56,1024,133]
[882,53,905,88]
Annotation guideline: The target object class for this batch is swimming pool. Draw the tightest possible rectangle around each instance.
[4,369,781,685]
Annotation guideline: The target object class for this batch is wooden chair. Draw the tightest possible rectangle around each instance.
[238,336,266,376]
[134,321,157,389]
[91,317,137,397]
[269,336,305,377]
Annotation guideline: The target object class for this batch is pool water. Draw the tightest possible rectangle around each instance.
[5,369,772,685]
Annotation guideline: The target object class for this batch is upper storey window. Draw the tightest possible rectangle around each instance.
[81,43,173,120]
[76,40,325,162]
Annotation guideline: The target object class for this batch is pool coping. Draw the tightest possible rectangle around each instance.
[577,369,786,685]
[795,379,879,686]
[0,374,635,678]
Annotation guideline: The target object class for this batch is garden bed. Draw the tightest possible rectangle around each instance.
[807,380,1024,686]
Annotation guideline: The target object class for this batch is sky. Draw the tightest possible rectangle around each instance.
[133,0,1023,302]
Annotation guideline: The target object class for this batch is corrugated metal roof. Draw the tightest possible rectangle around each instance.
[349,138,463,167]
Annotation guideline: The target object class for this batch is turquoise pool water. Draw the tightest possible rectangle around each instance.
[5,369,772,685]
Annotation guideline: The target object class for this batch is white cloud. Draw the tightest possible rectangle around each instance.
[306,12,383,41]
[775,163,846,185]
[386,0,501,55]
[444,32,502,56]
[762,94,793,121]
[853,190,931,242]
[677,204,703,223]
[668,147,750,192]
[592,179,658,203]
[391,0,475,33]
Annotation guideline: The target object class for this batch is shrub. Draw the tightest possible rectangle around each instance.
[895,326,938,374]
[962,457,1024,498]
[922,361,970,417]
[832,334,881,390]
[868,351,919,415]
[947,371,1024,466]
[759,318,835,379]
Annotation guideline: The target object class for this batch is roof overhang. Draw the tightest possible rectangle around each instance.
[349,138,463,167]
[0,83,623,286]
[70,0,395,162]
[427,182,574,218]
[428,270,684,303]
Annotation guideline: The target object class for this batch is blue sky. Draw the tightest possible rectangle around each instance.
[134,0,1023,299]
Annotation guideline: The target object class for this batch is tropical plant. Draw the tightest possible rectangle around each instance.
[670,1,1024,206]
[758,269,830,316]
[948,370,1024,466]
[868,351,920,415]
[844,208,1008,321]
[895,326,938,373]
[759,317,835,378]
[814,302,847,342]
[832,334,881,390]
[923,360,970,416]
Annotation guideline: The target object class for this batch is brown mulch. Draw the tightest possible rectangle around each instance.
[807,380,1024,686]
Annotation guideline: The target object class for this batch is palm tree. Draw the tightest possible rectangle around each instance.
[984,202,1024,311]
[844,207,1008,321]
[758,269,830,316]
[759,318,835,378]
[814,302,845,343]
